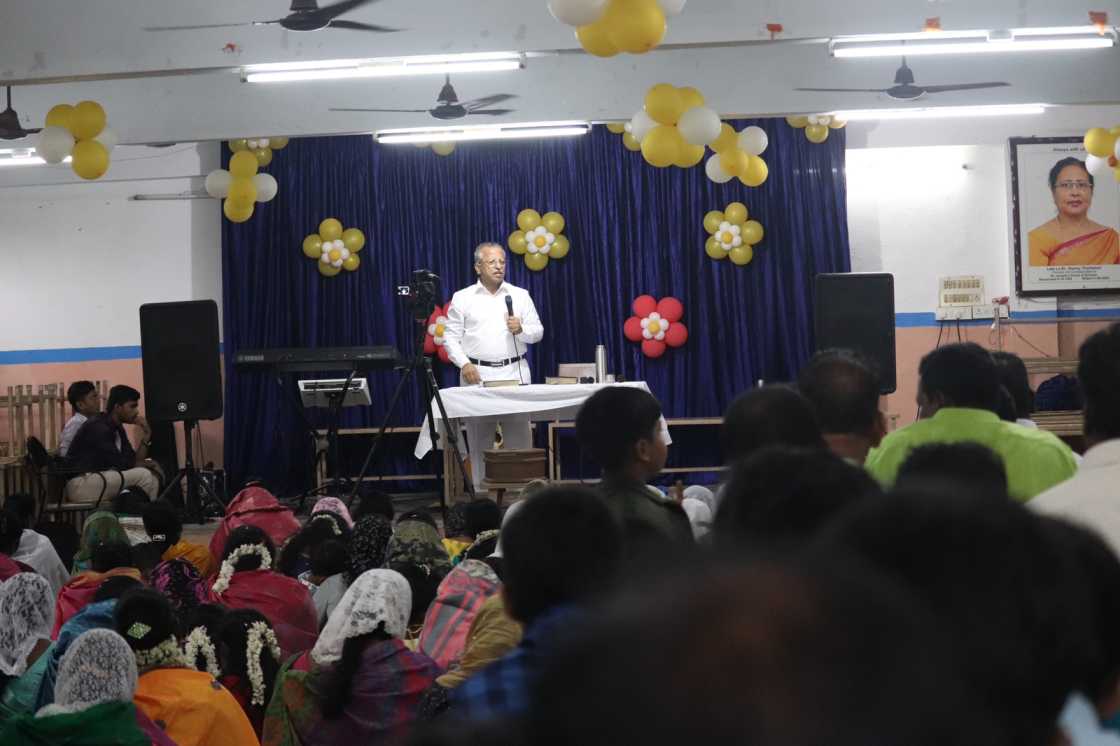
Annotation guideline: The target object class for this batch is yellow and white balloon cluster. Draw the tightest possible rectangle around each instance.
[302,219,366,277]
[36,101,117,180]
[414,141,456,156]
[205,150,279,223]
[786,114,846,144]
[548,0,685,58]
[703,202,764,266]
[229,136,289,167]
[625,84,719,169]
[508,210,570,272]
[704,124,769,187]
[1083,127,1120,182]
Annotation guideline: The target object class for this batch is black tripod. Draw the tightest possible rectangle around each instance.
[158,419,224,524]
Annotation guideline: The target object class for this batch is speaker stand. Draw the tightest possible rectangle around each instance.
[157,419,224,524]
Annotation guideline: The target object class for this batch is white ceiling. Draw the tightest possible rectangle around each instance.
[1,0,1118,145]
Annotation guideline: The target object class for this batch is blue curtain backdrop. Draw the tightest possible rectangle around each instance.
[221,120,850,493]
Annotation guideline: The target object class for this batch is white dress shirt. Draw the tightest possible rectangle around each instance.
[1030,439,1120,557]
[443,281,544,371]
[58,412,87,457]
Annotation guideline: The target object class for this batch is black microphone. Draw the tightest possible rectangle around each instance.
[505,295,514,318]
[505,294,525,384]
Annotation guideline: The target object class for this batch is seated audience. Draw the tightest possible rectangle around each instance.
[351,488,396,523]
[182,603,228,676]
[64,384,159,505]
[993,351,1037,427]
[304,539,349,595]
[1032,324,1120,555]
[4,493,69,595]
[575,387,691,550]
[71,510,130,574]
[311,496,354,529]
[721,384,825,464]
[449,486,622,720]
[442,503,473,561]
[150,558,215,618]
[207,483,300,563]
[211,526,317,658]
[864,343,1077,500]
[263,569,440,746]
[143,500,214,577]
[419,557,502,670]
[313,514,393,627]
[114,589,258,746]
[0,510,27,581]
[387,515,452,580]
[895,442,1010,499]
[797,349,886,465]
[277,513,350,582]
[53,540,141,637]
[58,380,100,458]
[0,574,54,707]
[217,609,283,738]
[465,500,501,542]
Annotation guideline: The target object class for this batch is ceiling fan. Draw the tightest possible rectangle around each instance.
[0,87,42,140]
[796,58,1009,101]
[330,75,516,120]
[143,0,399,33]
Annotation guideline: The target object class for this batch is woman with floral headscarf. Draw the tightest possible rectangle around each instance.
[71,511,130,574]
[150,558,215,618]
[311,497,353,529]
[0,574,54,716]
[262,569,439,746]
[217,609,283,738]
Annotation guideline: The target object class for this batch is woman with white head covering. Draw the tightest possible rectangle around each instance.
[0,573,54,716]
[262,569,440,746]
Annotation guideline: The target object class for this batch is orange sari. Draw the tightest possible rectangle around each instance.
[1029,226,1120,266]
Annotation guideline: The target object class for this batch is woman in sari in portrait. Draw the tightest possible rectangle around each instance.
[1029,157,1120,267]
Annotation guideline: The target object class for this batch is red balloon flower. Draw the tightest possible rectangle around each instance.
[424,303,453,363]
[623,295,688,358]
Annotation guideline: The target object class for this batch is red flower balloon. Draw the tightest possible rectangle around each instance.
[424,302,453,363]
[625,295,688,358]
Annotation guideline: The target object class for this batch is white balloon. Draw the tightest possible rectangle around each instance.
[335,239,346,250]
[547,0,607,26]
[737,126,769,156]
[247,139,260,149]
[817,115,832,126]
[35,126,75,165]
[677,106,722,146]
[704,154,734,183]
[630,110,657,142]
[204,169,232,199]
[658,0,686,14]
[1086,154,1110,177]
[807,114,821,125]
[320,253,331,264]
[251,172,278,202]
[341,248,350,260]
[94,128,119,151]
[624,122,633,133]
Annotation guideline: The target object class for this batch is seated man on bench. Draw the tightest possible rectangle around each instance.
[59,380,101,458]
[64,384,159,506]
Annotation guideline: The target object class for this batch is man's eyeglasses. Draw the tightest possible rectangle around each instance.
[479,260,505,268]
[1055,180,1092,191]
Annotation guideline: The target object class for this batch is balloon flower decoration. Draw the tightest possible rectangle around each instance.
[703,123,770,186]
[228,136,289,167]
[1083,126,1120,181]
[302,218,366,277]
[205,150,279,223]
[703,201,764,266]
[508,209,571,272]
[36,101,118,180]
[624,295,688,359]
[548,0,686,57]
[786,114,846,144]
[414,141,456,156]
[424,303,453,363]
[624,84,721,168]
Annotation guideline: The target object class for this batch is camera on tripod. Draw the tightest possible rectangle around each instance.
[397,269,441,321]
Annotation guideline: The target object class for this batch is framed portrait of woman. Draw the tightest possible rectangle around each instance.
[1011,136,1120,296]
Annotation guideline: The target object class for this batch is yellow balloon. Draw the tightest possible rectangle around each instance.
[1084,128,1116,158]
[604,0,666,54]
[227,177,257,206]
[719,148,749,178]
[549,235,570,259]
[729,246,754,266]
[319,263,341,277]
[741,155,769,187]
[342,228,366,253]
[508,230,528,255]
[644,83,684,126]
[319,218,343,241]
[1112,127,1120,137]
[542,212,566,234]
[703,211,725,234]
[342,254,361,272]
[828,118,847,130]
[705,236,728,259]
[786,115,810,128]
[70,101,106,140]
[576,20,618,57]
[328,248,342,263]
[709,123,737,153]
[622,132,642,151]
[742,220,764,244]
[223,198,254,223]
[432,141,456,156]
[524,252,550,271]
[302,235,324,259]
[44,104,74,130]
[229,150,259,179]
[229,139,248,152]
[70,140,110,180]
[641,125,684,168]
[805,124,829,144]
[253,148,274,167]
[517,209,542,232]
[674,143,705,168]
[678,86,705,111]
[606,122,627,134]
[269,136,290,149]
[1115,166,1120,183]
[724,202,748,224]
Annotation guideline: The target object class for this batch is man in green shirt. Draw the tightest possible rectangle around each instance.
[865,343,1077,501]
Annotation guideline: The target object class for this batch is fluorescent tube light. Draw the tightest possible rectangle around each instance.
[832,25,1115,57]
[244,52,524,83]
[834,104,1047,121]
[376,120,590,144]
[0,149,71,167]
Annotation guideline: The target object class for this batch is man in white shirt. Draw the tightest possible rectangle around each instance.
[443,242,544,489]
[1031,323,1120,556]
[59,380,100,457]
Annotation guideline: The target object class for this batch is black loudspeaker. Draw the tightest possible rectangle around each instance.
[139,300,223,421]
[814,273,897,394]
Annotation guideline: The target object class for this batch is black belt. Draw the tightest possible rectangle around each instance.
[469,355,522,368]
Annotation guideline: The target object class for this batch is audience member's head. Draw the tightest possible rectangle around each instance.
[444,502,469,539]
[142,501,183,546]
[113,588,180,663]
[0,510,22,556]
[66,380,100,416]
[393,561,441,627]
[91,540,133,573]
[528,554,989,746]
[465,498,501,538]
[131,542,166,579]
[105,385,142,424]
[917,343,999,417]
[53,629,139,712]
[714,446,881,550]
[1079,322,1120,445]
[310,539,349,580]
[181,603,228,669]
[3,492,35,527]
[993,351,1034,421]
[397,508,439,530]
[575,387,666,478]
[93,576,143,603]
[150,558,210,617]
[822,487,1095,746]
[349,514,393,580]
[217,609,281,709]
[220,525,276,573]
[0,573,54,677]
[994,385,1018,422]
[895,442,1009,499]
[278,513,349,577]
[721,385,824,464]
[798,350,886,459]
[352,488,395,523]
[501,486,622,625]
